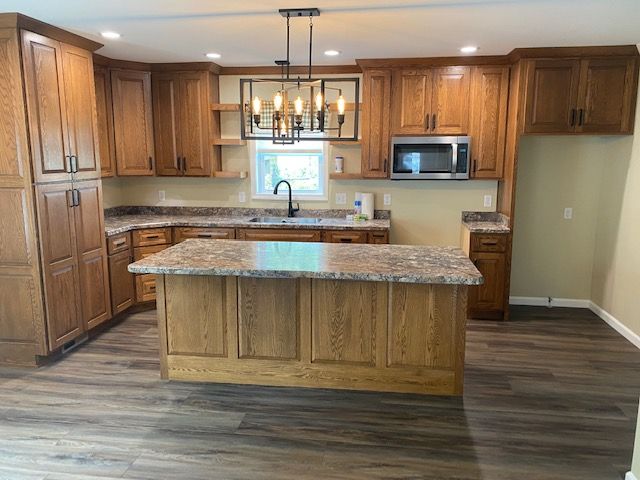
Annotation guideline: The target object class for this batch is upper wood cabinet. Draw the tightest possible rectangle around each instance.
[94,66,116,177]
[392,66,471,135]
[469,66,510,179]
[361,69,392,178]
[153,71,212,176]
[111,70,155,175]
[524,57,638,134]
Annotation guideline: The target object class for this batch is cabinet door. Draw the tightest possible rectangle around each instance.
[73,181,111,329]
[152,73,181,176]
[236,229,322,242]
[61,44,100,180]
[392,69,432,134]
[94,66,116,177]
[179,72,212,176]
[576,57,638,134]
[468,252,506,318]
[524,59,581,134]
[111,70,155,175]
[469,66,509,178]
[108,249,135,314]
[323,230,368,244]
[431,66,471,134]
[21,31,71,183]
[361,69,392,178]
[35,183,83,350]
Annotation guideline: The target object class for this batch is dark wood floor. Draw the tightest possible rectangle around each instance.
[0,306,638,479]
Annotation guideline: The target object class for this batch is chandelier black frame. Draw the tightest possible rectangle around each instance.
[239,8,360,144]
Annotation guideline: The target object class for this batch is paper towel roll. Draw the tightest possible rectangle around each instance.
[360,193,374,220]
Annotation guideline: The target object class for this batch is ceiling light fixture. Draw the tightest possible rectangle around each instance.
[324,50,341,56]
[240,8,359,144]
[460,45,478,54]
[100,31,121,40]
[206,52,222,59]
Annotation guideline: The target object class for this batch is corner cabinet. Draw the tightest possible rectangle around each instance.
[361,69,392,178]
[153,71,215,176]
[523,56,638,134]
[469,66,510,179]
[111,69,155,175]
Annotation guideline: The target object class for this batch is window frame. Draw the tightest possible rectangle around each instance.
[249,139,329,201]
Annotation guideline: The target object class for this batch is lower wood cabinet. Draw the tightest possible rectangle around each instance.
[236,229,322,242]
[108,249,135,314]
[174,227,235,242]
[323,230,368,244]
[131,228,172,303]
[136,274,158,303]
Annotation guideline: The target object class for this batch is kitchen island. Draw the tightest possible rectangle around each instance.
[129,240,482,395]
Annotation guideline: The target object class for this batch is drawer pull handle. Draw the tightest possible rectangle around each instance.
[149,286,156,292]
[113,239,127,247]
[339,238,353,243]
[197,234,214,238]
[481,241,498,246]
[145,235,160,239]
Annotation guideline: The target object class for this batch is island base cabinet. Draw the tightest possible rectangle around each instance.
[155,275,468,395]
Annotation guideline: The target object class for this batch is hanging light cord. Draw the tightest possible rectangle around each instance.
[286,13,291,80]
[308,13,313,80]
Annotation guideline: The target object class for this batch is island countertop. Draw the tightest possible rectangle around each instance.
[128,239,483,285]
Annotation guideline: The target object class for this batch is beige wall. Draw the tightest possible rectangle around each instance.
[591,92,640,335]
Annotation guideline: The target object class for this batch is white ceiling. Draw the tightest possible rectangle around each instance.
[1,0,639,65]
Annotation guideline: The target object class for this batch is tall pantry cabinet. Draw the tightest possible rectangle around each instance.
[0,15,110,365]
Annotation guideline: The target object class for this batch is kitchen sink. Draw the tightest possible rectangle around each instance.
[248,217,323,224]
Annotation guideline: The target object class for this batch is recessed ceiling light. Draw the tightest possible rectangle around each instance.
[206,52,222,59]
[460,45,478,54]
[324,50,341,57]
[100,31,121,40]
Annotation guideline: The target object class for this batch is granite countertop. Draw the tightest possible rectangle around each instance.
[128,239,483,285]
[105,214,390,236]
[461,211,511,234]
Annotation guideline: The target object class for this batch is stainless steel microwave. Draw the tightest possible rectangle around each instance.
[390,136,471,180]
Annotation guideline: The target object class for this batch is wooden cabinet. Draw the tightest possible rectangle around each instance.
[107,232,131,255]
[463,231,508,320]
[174,227,235,242]
[368,231,389,244]
[153,71,212,176]
[361,69,391,178]
[237,229,322,242]
[132,227,172,247]
[130,228,172,303]
[111,70,155,175]
[323,230,368,244]
[108,249,135,314]
[392,66,471,135]
[136,274,158,303]
[469,66,509,179]
[524,57,638,134]
[94,66,116,177]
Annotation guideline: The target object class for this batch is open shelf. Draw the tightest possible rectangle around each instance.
[211,103,241,111]
[213,171,248,179]
[213,138,246,146]
[329,172,364,180]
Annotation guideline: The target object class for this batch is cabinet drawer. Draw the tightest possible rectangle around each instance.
[132,227,172,247]
[135,274,157,303]
[107,232,131,255]
[471,234,507,253]
[237,228,322,242]
[368,231,389,244]
[323,230,368,244]
[174,227,235,243]
[133,244,170,262]
[108,249,135,314]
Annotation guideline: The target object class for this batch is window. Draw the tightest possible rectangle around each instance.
[251,140,327,200]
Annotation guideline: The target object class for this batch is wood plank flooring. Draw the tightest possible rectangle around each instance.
[0,306,638,479]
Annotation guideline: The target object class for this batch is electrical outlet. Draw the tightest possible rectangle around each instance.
[383,194,392,206]
[564,207,573,219]
[335,192,347,205]
[238,191,246,203]
[158,190,166,201]
[483,194,492,208]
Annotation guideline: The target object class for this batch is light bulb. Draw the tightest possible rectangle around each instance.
[315,92,323,111]
[274,91,283,112]
[252,96,261,115]
[337,95,346,115]
[280,118,287,132]
[294,96,304,116]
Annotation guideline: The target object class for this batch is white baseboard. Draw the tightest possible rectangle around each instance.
[509,296,640,350]
[625,471,637,480]
[509,296,591,308]
[590,302,640,350]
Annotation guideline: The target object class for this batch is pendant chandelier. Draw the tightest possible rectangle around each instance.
[240,8,360,144]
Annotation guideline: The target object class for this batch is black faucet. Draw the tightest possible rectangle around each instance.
[273,180,300,218]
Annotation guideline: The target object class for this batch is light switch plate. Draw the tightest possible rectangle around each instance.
[483,195,492,208]
[383,194,392,206]
[564,207,573,219]
[158,190,166,201]
[335,192,347,205]
[238,191,246,203]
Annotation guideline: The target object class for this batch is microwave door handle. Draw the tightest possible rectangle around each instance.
[451,143,459,175]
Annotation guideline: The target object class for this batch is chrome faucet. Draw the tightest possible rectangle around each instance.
[273,180,299,218]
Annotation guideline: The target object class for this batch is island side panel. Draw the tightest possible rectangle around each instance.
[155,274,169,379]
[453,285,468,395]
